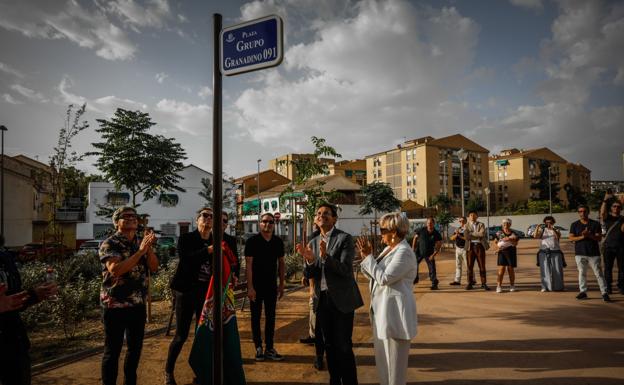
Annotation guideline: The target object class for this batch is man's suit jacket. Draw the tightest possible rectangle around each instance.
[304,228,364,314]
[360,239,418,340]
[465,220,490,251]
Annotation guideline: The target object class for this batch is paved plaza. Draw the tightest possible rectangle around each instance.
[33,239,624,384]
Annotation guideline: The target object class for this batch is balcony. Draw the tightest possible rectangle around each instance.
[55,208,86,222]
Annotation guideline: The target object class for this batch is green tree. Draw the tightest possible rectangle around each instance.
[466,197,485,213]
[89,108,187,207]
[359,182,401,216]
[563,183,587,210]
[530,160,560,202]
[199,174,237,212]
[429,194,456,244]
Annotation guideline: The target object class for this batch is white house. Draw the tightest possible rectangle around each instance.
[77,165,234,241]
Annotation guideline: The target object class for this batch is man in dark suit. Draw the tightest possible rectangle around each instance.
[297,203,363,385]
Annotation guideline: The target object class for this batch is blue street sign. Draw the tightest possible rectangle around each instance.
[220,15,283,76]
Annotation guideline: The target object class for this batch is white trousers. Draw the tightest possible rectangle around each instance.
[575,255,607,294]
[455,247,467,282]
[371,316,411,385]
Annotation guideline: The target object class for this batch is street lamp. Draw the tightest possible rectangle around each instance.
[439,159,447,196]
[548,165,553,216]
[257,159,261,229]
[457,149,468,217]
[484,187,491,231]
[0,125,6,239]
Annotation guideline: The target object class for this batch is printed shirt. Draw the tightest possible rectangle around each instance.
[99,232,148,309]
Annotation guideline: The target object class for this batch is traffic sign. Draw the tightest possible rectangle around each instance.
[274,212,281,221]
[220,15,283,76]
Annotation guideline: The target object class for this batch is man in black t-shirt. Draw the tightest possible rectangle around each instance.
[412,217,442,290]
[600,198,624,295]
[244,213,285,362]
[569,205,610,301]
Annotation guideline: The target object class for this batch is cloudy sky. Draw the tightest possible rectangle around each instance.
[0,0,622,180]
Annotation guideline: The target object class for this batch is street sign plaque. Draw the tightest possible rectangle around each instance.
[220,15,283,76]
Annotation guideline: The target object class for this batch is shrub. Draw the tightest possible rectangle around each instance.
[284,253,302,280]
[151,259,178,302]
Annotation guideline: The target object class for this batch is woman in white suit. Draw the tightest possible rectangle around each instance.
[356,212,417,385]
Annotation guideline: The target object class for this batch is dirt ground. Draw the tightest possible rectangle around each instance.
[32,239,624,384]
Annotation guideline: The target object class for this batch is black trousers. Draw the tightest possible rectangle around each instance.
[101,305,146,385]
[0,329,31,385]
[603,247,624,291]
[165,283,208,373]
[415,253,438,285]
[317,291,358,385]
[250,289,277,350]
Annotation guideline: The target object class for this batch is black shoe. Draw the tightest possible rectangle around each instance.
[255,346,265,361]
[576,292,588,300]
[449,281,461,286]
[299,336,315,344]
[164,372,177,385]
[313,355,324,370]
[603,293,612,302]
[265,348,284,361]
[481,284,491,291]
[430,284,439,290]
[465,283,474,290]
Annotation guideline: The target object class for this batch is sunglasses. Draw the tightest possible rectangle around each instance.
[380,227,391,234]
[261,220,275,225]
[120,214,137,220]
[578,210,587,213]
[613,205,622,209]
[200,212,213,219]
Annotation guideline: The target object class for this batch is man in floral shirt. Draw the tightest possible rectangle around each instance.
[99,206,158,385]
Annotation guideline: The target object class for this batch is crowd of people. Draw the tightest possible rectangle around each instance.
[0,191,622,385]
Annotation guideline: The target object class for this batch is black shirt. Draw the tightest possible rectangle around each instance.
[454,227,466,248]
[603,215,624,249]
[416,227,442,258]
[570,219,602,256]
[244,233,284,291]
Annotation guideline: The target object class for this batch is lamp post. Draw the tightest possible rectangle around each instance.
[457,149,468,217]
[0,125,6,239]
[548,165,553,216]
[257,159,261,229]
[439,159,447,196]
[484,187,490,231]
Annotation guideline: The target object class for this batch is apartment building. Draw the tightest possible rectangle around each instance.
[488,148,591,209]
[365,134,490,207]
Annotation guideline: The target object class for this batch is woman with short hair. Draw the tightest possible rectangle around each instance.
[495,218,519,293]
[534,216,566,292]
[356,212,417,385]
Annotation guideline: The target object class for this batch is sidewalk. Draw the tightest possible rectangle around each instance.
[33,239,624,384]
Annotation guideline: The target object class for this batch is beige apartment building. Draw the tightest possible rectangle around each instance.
[269,154,366,186]
[365,134,490,208]
[488,148,591,209]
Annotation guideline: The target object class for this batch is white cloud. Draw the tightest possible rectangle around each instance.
[10,84,47,103]
[57,75,90,108]
[2,94,22,104]
[0,62,25,78]
[93,95,148,111]
[155,72,169,84]
[106,0,173,30]
[509,0,543,11]
[154,99,212,135]
[198,86,212,99]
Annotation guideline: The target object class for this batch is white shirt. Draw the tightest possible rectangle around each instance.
[540,227,560,251]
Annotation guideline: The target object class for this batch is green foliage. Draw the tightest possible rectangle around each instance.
[429,194,455,212]
[530,160,560,202]
[199,175,237,211]
[563,183,587,210]
[585,189,606,211]
[466,197,485,213]
[151,259,178,302]
[358,182,400,216]
[89,108,187,206]
[284,253,303,280]
[509,199,566,215]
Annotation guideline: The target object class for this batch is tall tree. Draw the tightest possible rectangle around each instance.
[199,174,237,212]
[89,108,187,207]
[530,160,560,202]
[359,182,401,253]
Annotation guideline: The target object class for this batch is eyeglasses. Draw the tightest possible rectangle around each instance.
[613,205,622,209]
[261,220,275,225]
[200,212,213,219]
[577,210,587,213]
[380,227,391,234]
[120,214,137,220]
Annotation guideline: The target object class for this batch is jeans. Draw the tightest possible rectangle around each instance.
[415,253,438,285]
[575,255,607,294]
[101,305,146,385]
[250,289,277,350]
[165,283,208,373]
[538,250,565,291]
[603,247,624,291]
[454,247,467,282]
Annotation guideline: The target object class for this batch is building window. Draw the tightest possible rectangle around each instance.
[271,200,278,211]
[263,201,270,212]
[159,193,179,207]
[107,192,130,206]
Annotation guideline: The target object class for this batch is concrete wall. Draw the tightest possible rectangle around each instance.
[448,212,599,234]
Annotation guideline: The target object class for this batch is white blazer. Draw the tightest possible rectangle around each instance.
[360,239,418,340]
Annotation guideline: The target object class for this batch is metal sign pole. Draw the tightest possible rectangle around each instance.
[212,13,224,385]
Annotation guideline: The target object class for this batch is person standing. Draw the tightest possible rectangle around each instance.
[165,207,214,385]
[494,218,519,293]
[465,210,490,291]
[411,217,442,290]
[357,212,417,385]
[100,206,158,385]
[0,235,57,385]
[245,213,285,361]
[535,216,566,292]
[298,203,364,385]
[569,205,610,302]
[449,217,467,286]
[599,195,624,295]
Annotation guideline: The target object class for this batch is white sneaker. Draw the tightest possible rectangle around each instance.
[510,285,516,292]
[496,286,502,293]
[540,288,547,292]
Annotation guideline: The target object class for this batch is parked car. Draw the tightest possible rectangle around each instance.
[18,242,72,262]
[527,224,569,238]
[77,240,104,257]
[488,226,526,240]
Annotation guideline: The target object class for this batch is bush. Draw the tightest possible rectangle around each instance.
[151,259,178,302]
[284,253,302,280]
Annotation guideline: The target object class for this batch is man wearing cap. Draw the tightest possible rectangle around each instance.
[100,206,158,385]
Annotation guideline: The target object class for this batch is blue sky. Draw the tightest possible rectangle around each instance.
[0,0,622,180]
